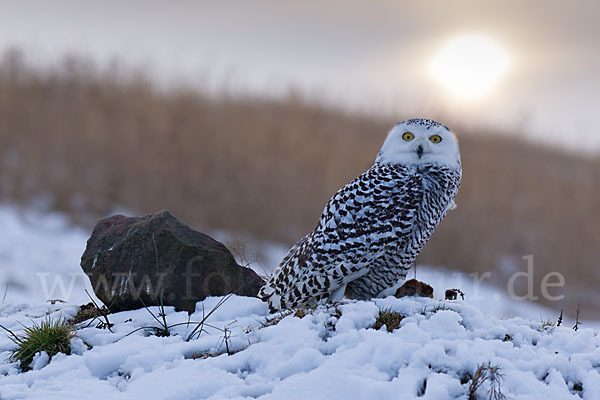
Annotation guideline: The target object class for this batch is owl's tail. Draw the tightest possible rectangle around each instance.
[257,234,311,312]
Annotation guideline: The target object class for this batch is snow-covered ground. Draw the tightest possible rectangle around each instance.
[1,204,599,399]
[1,296,599,399]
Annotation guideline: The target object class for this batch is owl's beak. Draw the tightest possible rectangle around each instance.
[416,144,424,159]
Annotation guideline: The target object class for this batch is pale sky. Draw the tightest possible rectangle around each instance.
[1,0,598,151]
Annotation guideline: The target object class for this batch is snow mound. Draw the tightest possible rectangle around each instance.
[1,295,598,399]
[0,205,95,305]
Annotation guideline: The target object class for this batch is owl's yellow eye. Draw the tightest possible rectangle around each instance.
[402,132,414,141]
[429,135,442,143]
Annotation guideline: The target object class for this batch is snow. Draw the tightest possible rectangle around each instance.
[0,205,96,305]
[1,204,599,399]
[1,296,599,399]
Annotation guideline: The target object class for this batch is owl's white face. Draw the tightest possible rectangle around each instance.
[376,118,461,170]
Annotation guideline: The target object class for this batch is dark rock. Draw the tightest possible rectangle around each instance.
[444,288,465,301]
[81,210,265,313]
[394,279,434,298]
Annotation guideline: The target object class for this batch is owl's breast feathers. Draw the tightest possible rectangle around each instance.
[259,162,461,309]
[324,163,460,237]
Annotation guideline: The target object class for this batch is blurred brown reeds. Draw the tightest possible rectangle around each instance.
[1,50,598,316]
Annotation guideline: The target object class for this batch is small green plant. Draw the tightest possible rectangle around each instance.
[540,319,555,331]
[258,306,314,329]
[373,308,405,332]
[468,362,506,400]
[0,317,74,372]
[293,309,308,318]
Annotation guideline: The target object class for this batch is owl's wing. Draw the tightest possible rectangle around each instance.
[258,233,310,301]
[279,234,310,269]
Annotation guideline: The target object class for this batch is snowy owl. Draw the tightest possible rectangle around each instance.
[259,118,462,310]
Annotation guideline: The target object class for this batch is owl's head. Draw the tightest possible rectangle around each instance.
[376,118,461,169]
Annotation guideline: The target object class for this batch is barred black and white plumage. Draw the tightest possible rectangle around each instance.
[259,118,462,310]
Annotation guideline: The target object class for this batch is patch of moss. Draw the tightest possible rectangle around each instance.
[373,309,405,332]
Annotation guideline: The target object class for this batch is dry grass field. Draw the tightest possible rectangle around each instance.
[1,50,598,317]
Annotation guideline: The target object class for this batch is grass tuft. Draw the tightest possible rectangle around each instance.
[540,319,555,332]
[373,308,405,332]
[468,362,506,400]
[2,317,73,372]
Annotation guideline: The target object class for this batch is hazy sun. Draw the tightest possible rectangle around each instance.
[430,35,510,99]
